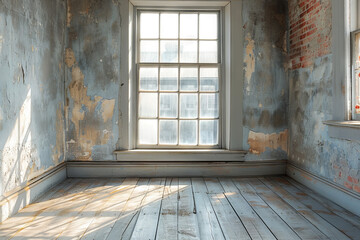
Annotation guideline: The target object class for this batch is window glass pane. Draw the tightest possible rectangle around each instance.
[159,120,177,144]
[140,40,159,62]
[140,13,159,39]
[160,67,178,91]
[139,67,158,91]
[180,14,198,39]
[199,41,217,63]
[200,93,218,118]
[139,93,158,118]
[200,68,218,91]
[160,93,178,118]
[180,68,198,91]
[180,94,198,118]
[199,120,218,145]
[199,13,218,39]
[160,40,178,63]
[179,120,197,145]
[139,119,158,144]
[160,13,178,39]
[180,40,197,63]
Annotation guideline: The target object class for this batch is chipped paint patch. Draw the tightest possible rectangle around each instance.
[101,99,115,122]
[244,33,255,92]
[67,0,72,27]
[65,48,76,68]
[248,129,288,155]
[68,50,115,160]
[52,103,64,165]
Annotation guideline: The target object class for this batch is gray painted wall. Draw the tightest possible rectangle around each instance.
[65,0,120,161]
[242,0,288,161]
[0,0,66,197]
[65,0,289,161]
[288,0,360,195]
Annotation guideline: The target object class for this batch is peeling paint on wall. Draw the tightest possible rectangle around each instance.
[66,0,72,27]
[66,0,120,161]
[52,103,64,165]
[68,58,115,160]
[248,129,288,155]
[0,0,66,196]
[65,48,76,68]
[288,0,360,195]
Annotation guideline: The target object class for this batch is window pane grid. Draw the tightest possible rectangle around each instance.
[137,10,220,147]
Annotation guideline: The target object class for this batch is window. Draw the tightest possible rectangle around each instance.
[351,1,360,120]
[353,29,360,119]
[136,10,221,148]
[117,1,243,153]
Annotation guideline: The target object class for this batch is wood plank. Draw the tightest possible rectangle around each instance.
[244,178,329,240]
[284,176,360,228]
[218,178,276,240]
[191,178,225,240]
[204,178,251,240]
[260,177,351,240]
[10,179,104,240]
[105,178,151,240]
[233,178,301,240]
[268,176,360,239]
[56,178,125,239]
[178,178,200,240]
[130,178,166,240]
[80,178,139,240]
[156,178,178,240]
[0,178,78,237]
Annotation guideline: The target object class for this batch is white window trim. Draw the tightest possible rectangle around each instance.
[324,0,360,140]
[117,0,245,160]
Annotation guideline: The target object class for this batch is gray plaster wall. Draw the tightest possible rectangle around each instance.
[0,0,66,196]
[242,0,289,161]
[65,0,120,160]
[64,0,288,161]
[288,0,360,194]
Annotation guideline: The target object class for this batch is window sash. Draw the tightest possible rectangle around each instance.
[135,9,222,148]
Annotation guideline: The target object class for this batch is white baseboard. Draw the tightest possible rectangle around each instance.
[287,164,360,217]
[0,162,67,223]
[67,160,286,178]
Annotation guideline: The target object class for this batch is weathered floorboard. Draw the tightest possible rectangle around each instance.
[177,178,200,240]
[204,178,251,240]
[130,178,165,240]
[156,178,179,240]
[268,176,360,239]
[219,178,276,240]
[233,178,301,240]
[192,178,225,240]
[0,177,359,240]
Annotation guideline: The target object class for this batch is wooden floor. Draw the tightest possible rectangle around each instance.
[1,177,360,240]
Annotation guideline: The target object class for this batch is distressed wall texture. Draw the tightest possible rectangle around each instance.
[0,0,66,196]
[65,0,120,160]
[242,0,289,160]
[288,0,360,194]
[64,0,289,161]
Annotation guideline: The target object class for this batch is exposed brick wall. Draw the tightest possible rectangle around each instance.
[289,0,332,69]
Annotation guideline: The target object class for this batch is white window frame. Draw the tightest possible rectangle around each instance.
[350,0,360,120]
[117,0,245,158]
[324,0,360,141]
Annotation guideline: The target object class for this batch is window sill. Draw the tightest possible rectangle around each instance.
[113,149,247,161]
[323,120,360,141]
